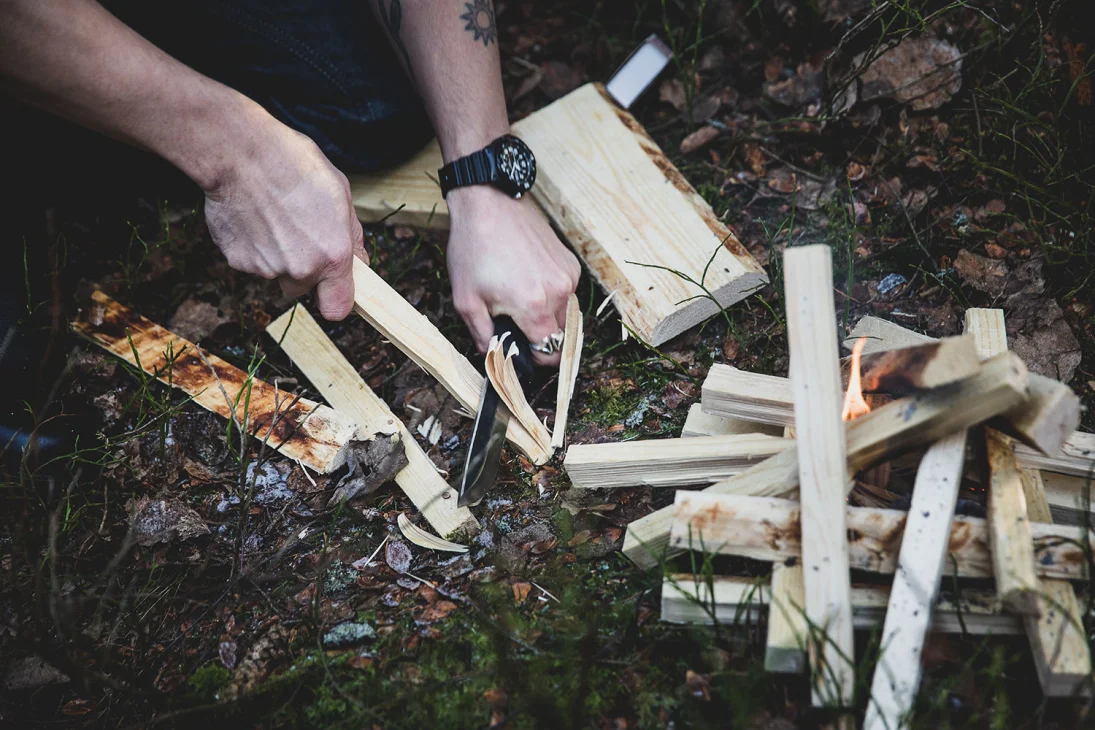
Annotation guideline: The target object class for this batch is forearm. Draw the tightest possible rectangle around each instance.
[0,0,269,191]
[373,0,509,163]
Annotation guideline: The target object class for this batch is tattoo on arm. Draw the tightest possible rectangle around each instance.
[460,0,497,47]
[377,0,417,84]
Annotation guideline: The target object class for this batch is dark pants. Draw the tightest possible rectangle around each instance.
[1,0,431,408]
[110,0,434,172]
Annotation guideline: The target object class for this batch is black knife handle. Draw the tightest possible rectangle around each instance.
[492,316,535,381]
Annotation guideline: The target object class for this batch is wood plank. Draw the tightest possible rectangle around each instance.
[1042,472,1095,527]
[668,492,1094,582]
[552,294,583,449]
[348,139,448,229]
[662,575,1024,636]
[1015,432,1095,478]
[765,561,807,673]
[266,306,477,538]
[783,244,854,708]
[73,290,359,474]
[702,365,793,426]
[564,433,789,488]
[966,309,1039,616]
[1020,469,1093,696]
[701,365,1084,468]
[681,403,784,438]
[853,336,981,394]
[864,431,967,730]
[350,257,549,463]
[843,315,933,354]
[511,83,768,345]
[622,352,1030,568]
[846,316,1080,456]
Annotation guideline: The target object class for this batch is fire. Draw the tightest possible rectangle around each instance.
[841,337,871,421]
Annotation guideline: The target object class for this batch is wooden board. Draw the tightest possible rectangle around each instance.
[864,431,967,730]
[350,258,549,463]
[662,575,1024,635]
[847,316,1080,456]
[765,561,807,673]
[1015,432,1095,478]
[966,309,1040,616]
[702,365,1086,471]
[702,365,793,427]
[73,291,359,474]
[564,433,789,489]
[853,336,981,394]
[552,294,584,449]
[668,492,1094,582]
[783,245,854,708]
[1020,469,1093,696]
[1043,472,1095,526]
[485,336,552,456]
[623,352,1029,568]
[971,308,1092,696]
[266,306,477,538]
[681,404,784,438]
[348,139,449,229]
[511,84,767,345]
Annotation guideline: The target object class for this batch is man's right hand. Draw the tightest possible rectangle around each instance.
[203,121,365,321]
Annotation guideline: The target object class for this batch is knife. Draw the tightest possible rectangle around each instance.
[457,316,534,508]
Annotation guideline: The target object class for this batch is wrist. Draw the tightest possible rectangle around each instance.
[154,81,276,194]
[438,116,512,163]
[445,184,526,222]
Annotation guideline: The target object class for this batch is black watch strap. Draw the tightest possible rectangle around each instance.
[439,150,493,198]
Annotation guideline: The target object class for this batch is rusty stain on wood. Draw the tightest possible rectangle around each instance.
[73,291,359,473]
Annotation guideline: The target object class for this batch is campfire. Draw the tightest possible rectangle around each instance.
[564,245,1093,726]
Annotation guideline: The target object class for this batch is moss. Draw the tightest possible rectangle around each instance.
[549,508,576,543]
[187,662,230,702]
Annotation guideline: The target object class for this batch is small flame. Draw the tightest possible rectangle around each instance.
[841,337,872,422]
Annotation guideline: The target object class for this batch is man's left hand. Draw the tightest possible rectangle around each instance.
[445,186,580,366]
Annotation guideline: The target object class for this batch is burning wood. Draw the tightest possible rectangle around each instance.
[841,337,871,421]
[622,352,1030,569]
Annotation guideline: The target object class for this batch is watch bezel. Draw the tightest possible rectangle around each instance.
[489,134,536,198]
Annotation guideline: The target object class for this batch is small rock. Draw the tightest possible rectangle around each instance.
[877,273,908,296]
[322,622,376,649]
[128,497,210,547]
[855,36,962,110]
[2,656,69,691]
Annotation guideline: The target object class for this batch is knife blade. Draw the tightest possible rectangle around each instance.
[458,316,534,507]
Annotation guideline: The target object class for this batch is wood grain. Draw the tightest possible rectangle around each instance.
[348,139,449,229]
[783,245,854,707]
[681,403,784,438]
[669,492,1094,582]
[622,352,1029,568]
[350,258,548,463]
[512,84,767,345]
[564,433,789,488]
[552,294,584,449]
[864,431,967,730]
[73,291,359,474]
[266,306,477,538]
[663,575,1023,635]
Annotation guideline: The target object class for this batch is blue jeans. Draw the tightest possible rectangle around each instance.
[111,0,434,172]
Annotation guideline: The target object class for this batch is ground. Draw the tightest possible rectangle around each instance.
[2,1,1094,728]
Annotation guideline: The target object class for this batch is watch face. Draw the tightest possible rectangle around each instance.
[495,135,536,197]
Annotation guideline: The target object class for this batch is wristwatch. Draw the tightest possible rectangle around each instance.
[438,134,536,199]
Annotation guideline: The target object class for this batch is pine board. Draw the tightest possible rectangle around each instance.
[266,306,477,538]
[512,83,767,345]
[72,290,359,474]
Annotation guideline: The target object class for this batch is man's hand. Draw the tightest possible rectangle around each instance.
[445,186,580,366]
[203,119,365,321]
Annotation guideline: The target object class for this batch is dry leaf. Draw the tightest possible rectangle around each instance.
[418,600,458,623]
[128,497,210,547]
[953,248,1008,297]
[679,125,722,155]
[385,540,413,574]
[512,582,532,603]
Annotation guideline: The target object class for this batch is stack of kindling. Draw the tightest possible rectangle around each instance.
[564,245,1094,724]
